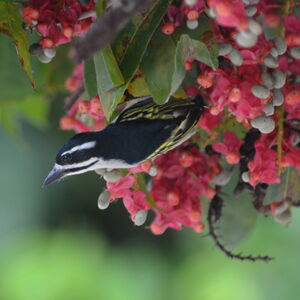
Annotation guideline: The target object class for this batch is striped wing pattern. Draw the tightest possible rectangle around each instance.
[116,97,204,161]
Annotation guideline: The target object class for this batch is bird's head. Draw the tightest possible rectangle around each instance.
[43,132,100,186]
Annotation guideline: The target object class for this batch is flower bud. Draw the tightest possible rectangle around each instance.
[270,47,278,58]
[272,70,286,89]
[229,48,243,66]
[263,55,279,68]
[207,7,217,18]
[251,116,275,133]
[245,5,257,17]
[235,30,258,48]
[149,166,158,177]
[293,133,300,146]
[263,102,274,116]
[218,43,233,56]
[103,170,122,183]
[212,169,232,186]
[185,0,197,5]
[134,210,148,226]
[273,37,287,55]
[290,47,300,60]
[98,191,110,210]
[251,85,270,99]
[261,72,274,89]
[38,53,52,64]
[162,22,175,35]
[248,19,262,35]
[272,89,284,106]
[241,171,250,183]
[186,20,199,30]
[44,48,56,59]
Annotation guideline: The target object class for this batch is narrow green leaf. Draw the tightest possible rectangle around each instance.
[0,2,35,87]
[94,46,125,92]
[100,0,170,120]
[84,59,98,99]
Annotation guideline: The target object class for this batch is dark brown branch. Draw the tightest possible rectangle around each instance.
[64,82,84,111]
[207,196,274,263]
[73,0,156,63]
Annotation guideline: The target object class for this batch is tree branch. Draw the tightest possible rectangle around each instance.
[73,0,156,63]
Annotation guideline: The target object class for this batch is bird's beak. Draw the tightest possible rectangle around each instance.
[43,166,66,187]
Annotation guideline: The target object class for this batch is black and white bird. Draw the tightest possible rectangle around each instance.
[43,96,205,186]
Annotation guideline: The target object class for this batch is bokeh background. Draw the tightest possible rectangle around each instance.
[1,35,300,300]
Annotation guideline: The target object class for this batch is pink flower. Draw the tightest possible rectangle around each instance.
[107,175,135,200]
[248,142,280,186]
[212,131,243,164]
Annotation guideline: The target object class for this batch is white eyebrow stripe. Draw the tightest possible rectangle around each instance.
[61,141,96,156]
[56,157,99,169]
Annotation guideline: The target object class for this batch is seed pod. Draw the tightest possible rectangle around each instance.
[263,102,274,116]
[134,210,148,226]
[263,55,279,68]
[274,209,291,225]
[95,168,106,176]
[270,47,278,58]
[103,170,122,183]
[29,43,43,56]
[185,0,197,5]
[272,70,286,89]
[149,166,158,177]
[98,191,110,210]
[241,171,250,183]
[207,7,217,18]
[290,47,300,60]
[248,19,262,35]
[261,72,274,89]
[44,48,56,59]
[251,85,270,99]
[251,116,275,133]
[229,48,243,66]
[272,89,284,106]
[186,20,199,30]
[235,30,258,48]
[245,5,257,17]
[293,133,300,146]
[218,43,233,56]
[273,37,287,55]
[212,169,232,186]
[38,53,52,64]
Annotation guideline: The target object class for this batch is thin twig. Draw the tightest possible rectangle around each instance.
[64,82,84,111]
[73,0,156,63]
[207,196,274,262]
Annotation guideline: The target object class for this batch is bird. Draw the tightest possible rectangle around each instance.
[43,95,205,186]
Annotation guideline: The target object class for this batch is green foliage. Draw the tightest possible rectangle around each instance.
[264,167,300,205]
[0,2,34,86]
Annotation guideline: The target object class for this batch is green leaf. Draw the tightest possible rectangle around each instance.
[83,59,98,99]
[141,28,218,104]
[217,168,257,250]
[128,76,151,98]
[0,94,49,136]
[99,0,170,120]
[94,46,125,92]
[264,167,300,205]
[0,2,35,87]
[14,94,50,129]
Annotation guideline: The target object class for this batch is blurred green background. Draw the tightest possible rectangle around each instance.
[1,35,300,300]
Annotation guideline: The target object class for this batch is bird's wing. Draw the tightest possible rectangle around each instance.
[115,97,204,160]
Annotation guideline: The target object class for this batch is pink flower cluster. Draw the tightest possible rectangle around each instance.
[23,0,96,49]
[31,0,300,233]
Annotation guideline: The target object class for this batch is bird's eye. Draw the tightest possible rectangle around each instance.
[61,153,72,164]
